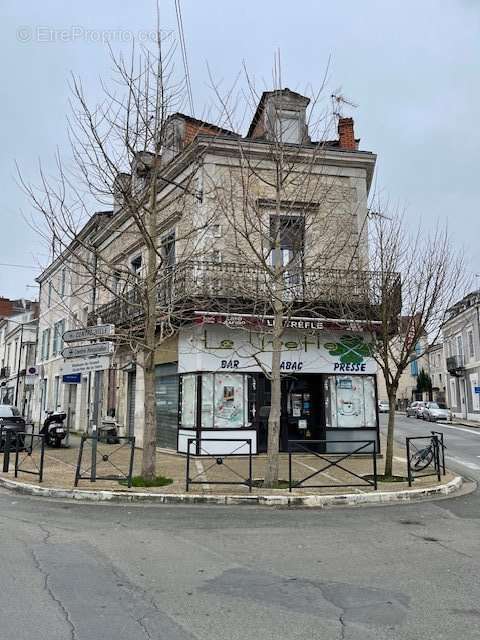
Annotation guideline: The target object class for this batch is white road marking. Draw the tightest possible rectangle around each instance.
[447,456,480,471]
[194,460,210,490]
[435,424,480,437]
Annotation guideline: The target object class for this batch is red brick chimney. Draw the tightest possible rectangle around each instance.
[338,117,357,151]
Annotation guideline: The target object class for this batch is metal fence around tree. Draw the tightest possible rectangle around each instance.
[288,439,378,492]
[15,433,45,483]
[74,434,135,488]
[185,438,253,492]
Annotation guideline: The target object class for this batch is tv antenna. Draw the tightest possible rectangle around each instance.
[331,90,358,118]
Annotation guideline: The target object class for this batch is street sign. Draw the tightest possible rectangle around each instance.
[475,386,480,394]
[62,342,114,359]
[63,324,115,343]
[63,373,82,384]
[63,356,111,376]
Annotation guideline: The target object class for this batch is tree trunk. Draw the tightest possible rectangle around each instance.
[264,330,282,487]
[141,353,156,480]
[141,171,159,481]
[384,390,398,478]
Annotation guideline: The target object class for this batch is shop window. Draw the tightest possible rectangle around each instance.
[201,373,249,428]
[180,374,197,428]
[324,375,376,428]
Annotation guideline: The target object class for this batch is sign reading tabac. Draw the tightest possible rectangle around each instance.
[179,325,377,375]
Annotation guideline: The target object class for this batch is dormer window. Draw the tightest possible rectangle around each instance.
[275,109,301,144]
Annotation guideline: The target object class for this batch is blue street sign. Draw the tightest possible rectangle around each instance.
[63,373,81,384]
[475,387,480,394]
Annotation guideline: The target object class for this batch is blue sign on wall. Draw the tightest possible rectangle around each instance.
[63,373,81,384]
[475,386,480,395]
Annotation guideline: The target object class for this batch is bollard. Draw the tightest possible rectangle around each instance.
[3,430,12,473]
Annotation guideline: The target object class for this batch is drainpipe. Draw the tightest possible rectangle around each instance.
[14,323,24,407]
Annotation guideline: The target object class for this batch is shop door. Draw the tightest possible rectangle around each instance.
[280,375,324,451]
[126,371,136,437]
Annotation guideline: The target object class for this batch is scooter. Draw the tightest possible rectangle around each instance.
[41,410,67,447]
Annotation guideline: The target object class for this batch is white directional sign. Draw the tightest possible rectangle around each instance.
[63,324,115,343]
[62,342,114,359]
[62,356,112,376]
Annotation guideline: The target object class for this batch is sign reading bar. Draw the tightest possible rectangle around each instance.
[63,324,115,343]
[62,342,114,359]
[63,356,111,376]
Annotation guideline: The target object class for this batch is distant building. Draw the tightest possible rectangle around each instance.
[443,290,480,421]
[376,317,430,409]
[0,300,38,417]
[426,342,446,403]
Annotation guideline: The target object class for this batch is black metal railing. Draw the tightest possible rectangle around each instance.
[185,438,253,492]
[406,434,443,486]
[15,433,45,483]
[288,439,377,492]
[74,434,136,487]
[91,261,400,326]
[446,355,465,375]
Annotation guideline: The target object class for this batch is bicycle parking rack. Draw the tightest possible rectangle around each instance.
[406,434,442,486]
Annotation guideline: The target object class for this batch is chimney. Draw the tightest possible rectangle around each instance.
[338,117,357,151]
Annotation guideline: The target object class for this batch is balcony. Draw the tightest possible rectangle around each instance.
[446,354,465,376]
[90,261,401,328]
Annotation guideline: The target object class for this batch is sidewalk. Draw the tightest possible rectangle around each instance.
[0,434,461,506]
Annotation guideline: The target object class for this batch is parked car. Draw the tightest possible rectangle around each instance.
[406,401,426,418]
[0,405,26,451]
[422,402,451,422]
[378,400,390,413]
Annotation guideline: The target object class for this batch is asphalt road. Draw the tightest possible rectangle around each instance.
[0,415,479,640]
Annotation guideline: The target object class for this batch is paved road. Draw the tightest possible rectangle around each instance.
[0,416,479,640]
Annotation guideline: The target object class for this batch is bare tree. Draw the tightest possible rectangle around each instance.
[18,35,215,480]
[206,67,368,487]
[349,207,468,478]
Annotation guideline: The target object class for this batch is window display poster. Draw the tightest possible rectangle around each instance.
[325,375,376,428]
[215,374,244,428]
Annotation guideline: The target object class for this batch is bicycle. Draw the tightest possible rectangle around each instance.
[410,434,445,472]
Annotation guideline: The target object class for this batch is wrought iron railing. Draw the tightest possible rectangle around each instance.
[446,354,465,374]
[90,261,400,326]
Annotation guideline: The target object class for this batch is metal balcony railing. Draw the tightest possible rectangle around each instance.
[90,261,401,327]
[446,354,465,375]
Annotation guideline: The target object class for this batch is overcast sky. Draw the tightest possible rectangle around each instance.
[1,0,479,299]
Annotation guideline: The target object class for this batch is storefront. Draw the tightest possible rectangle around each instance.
[154,322,380,455]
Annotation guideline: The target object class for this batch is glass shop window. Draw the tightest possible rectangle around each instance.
[181,374,197,428]
[201,373,250,428]
[324,375,376,428]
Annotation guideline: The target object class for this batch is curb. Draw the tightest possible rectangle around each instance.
[0,475,464,507]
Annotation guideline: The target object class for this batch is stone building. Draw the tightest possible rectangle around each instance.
[35,88,387,454]
[443,290,480,421]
